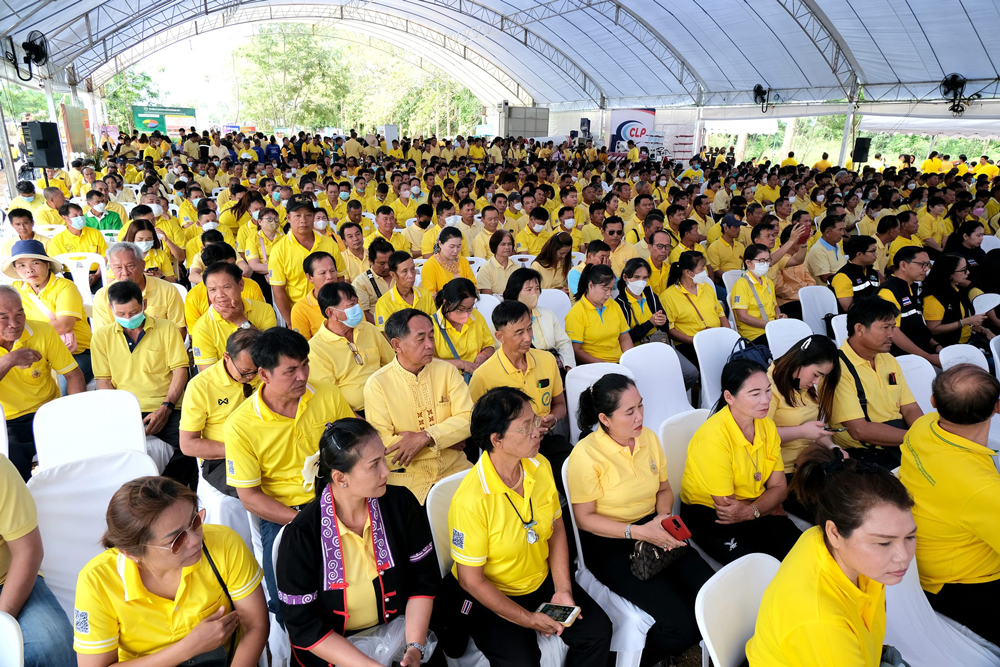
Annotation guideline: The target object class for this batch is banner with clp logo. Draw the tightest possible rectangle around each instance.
[609,108,655,153]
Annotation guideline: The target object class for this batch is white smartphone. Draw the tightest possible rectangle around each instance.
[535,602,582,627]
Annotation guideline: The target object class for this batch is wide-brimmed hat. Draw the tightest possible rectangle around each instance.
[1,239,63,280]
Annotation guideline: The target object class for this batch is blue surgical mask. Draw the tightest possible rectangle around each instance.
[251,210,260,221]
[70,215,87,230]
[115,312,146,329]
[470,167,477,173]
[272,191,281,201]
[339,304,364,328]
[23,194,34,202]
[190,197,202,208]
[339,192,350,201]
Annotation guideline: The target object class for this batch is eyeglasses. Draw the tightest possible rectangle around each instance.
[346,341,365,366]
[953,266,970,274]
[511,415,543,436]
[652,243,671,251]
[143,509,205,554]
[913,261,932,269]
[607,229,623,236]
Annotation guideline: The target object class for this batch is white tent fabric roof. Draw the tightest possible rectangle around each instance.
[859,116,1000,139]
[2,0,1000,108]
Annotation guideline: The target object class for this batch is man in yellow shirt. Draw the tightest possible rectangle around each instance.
[900,365,1000,646]
[813,152,832,171]
[35,168,69,197]
[916,196,948,252]
[754,173,781,206]
[374,252,435,330]
[7,181,47,217]
[706,216,747,277]
[225,327,353,620]
[779,151,797,167]
[364,205,410,254]
[45,202,108,287]
[93,242,186,336]
[36,187,66,228]
[92,279,191,482]
[603,216,637,276]
[514,207,553,256]
[289,251,339,340]
[364,308,472,503]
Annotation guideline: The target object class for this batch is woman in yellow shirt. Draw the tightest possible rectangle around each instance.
[529,231,573,294]
[73,476,269,666]
[569,374,713,663]
[420,226,476,296]
[612,257,668,344]
[921,253,989,347]
[679,359,801,564]
[731,244,785,345]
[746,446,916,667]
[661,251,729,367]
[431,277,494,377]
[123,218,176,281]
[564,263,632,364]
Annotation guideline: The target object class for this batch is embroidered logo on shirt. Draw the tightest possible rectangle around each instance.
[725,538,738,552]
[461,599,473,615]
[75,609,90,634]
[649,458,657,473]
[218,398,229,405]
[192,347,202,357]
[452,528,465,550]
[733,295,741,304]
[227,460,235,475]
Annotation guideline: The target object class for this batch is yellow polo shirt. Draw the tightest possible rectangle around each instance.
[421,226,471,258]
[609,241,638,277]
[352,270,392,314]
[45,226,108,261]
[706,237,746,274]
[0,320,78,419]
[564,296,629,362]
[567,427,668,523]
[886,235,923,265]
[307,322,395,412]
[475,257,518,294]
[746,526,886,667]
[180,359,259,443]
[15,276,90,352]
[902,414,1000,593]
[363,358,473,503]
[669,242,704,264]
[421,256,476,295]
[289,290,325,340]
[363,229,410,254]
[269,232,346,304]
[191,299,277,366]
[91,316,188,412]
[243,229,281,263]
[374,285,435,331]
[767,367,823,473]
[660,282,724,338]
[449,454,561,595]
[830,342,915,449]
[225,382,354,507]
[432,309,493,362]
[184,278,265,331]
[183,226,237,267]
[94,275,186,332]
[680,405,782,507]
[469,348,562,416]
[73,525,262,660]
[730,273,777,339]
[529,261,568,291]
[514,227,552,255]
[0,454,37,585]
[341,250,369,283]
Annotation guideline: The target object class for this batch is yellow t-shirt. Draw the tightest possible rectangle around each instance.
[923,292,971,343]
[432,309,493,362]
[0,320,77,419]
[475,257,518,294]
[564,296,630,362]
[529,260,569,291]
[0,454,37,584]
[745,526,886,667]
[14,276,91,352]
[269,232,346,303]
[730,273,777,340]
[421,256,476,294]
[373,285,435,331]
[469,348,562,417]
[567,427,668,523]
[767,366,822,473]
[289,290,324,340]
[660,282,724,338]
[900,413,1000,594]
[73,525,263,660]
[706,238,746,274]
[183,277,265,331]
[307,322,395,412]
[830,343,916,449]
[680,406,782,507]
[514,227,552,256]
[449,454,561,595]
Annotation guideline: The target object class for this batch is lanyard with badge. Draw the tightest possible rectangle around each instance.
[504,493,538,544]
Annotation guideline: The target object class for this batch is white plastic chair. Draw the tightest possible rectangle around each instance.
[565,363,636,444]
[473,295,500,333]
[973,292,1000,316]
[425,472,570,667]
[939,343,988,371]
[693,327,740,410]
[764,318,813,360]
[980,235,1000,253]
[53,252,107,306]
[571,251,585,266]
[405,217,417,228]
[173,282,189,304]
[126,183,142,195]
[168,203,180,217]
[721,270,742,298]
[831,314,848,347]
[120,202,136,216]
[413,258,427,270]
[198,466,254,552]
[561,460,651,667]
[467,256,487,274]
[799,285,838,335]
[269,525,292,667]
[101,229,118,246]
[896,355,936,415]
[362,212,376,222]
[620,343,693,428]
[33,390,147,471]
[33,224,65,237]
[0,610,23,667]
[885,558,1000,667]
[695,553,781,667]
[538,289,572,322]
[511,253,536,268]
[28,450,160,620]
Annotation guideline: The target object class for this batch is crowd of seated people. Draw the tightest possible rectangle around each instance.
[4,129,1000,666]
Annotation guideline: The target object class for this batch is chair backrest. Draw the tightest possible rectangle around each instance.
[413,258,427,269]
[721,270,742,297]
[168,203,180,217]
[831,314,848,348]
[0,610,23,667]
[405,217,417,228]
[538,289,572,323]
[895,354,936,414]
[425,471,469,578]
[53,252,108,306]
[565,363,635,443]
[980,234,1000,254]
[173,282,189,303]
[973,292,1000,316]
[571,251,585,266]
[33,390,147,470]
[475,293,500,331]
[695,553,781,667]
[28,450,160,619]
[693,327,741,409]
[510,254,536,268]
[798,285,838,335]
[658,409,710,515]
[101,229,119,246]
[33,224,66,237]
[561,459,587,572]
[211,187,224,197]
[939,343,989,371]
[467,256,487,274]
[125,183,142,194]
[362,212,376,221]
[764,318,814,360]
[620,343,693,428]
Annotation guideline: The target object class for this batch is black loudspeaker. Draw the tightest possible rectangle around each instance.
[21,121,63,169]
[853,136,872,163]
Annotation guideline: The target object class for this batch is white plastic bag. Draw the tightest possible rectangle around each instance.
[347,616,439,665]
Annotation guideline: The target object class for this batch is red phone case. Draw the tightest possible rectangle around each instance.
[661,516,692,541]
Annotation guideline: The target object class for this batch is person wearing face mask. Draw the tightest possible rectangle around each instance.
[566,263,632,364]
[747,445,916,667]
[504,193,527,232]
[307,282,394,414]
[124,218,175,282]
[93,280,193,482]
[223,190,266,242]
[47,201,109,288]
[731,243,786,346]
[430,278,494,380]
[83,190,123,231]
[514,207,554,256]
[877,246,942,366]
[661,250,726,389]
[680,359,801,565]
[190,262,276,373]
[244,207,282,300]
[612,257,669,346]
[7,181,46,217]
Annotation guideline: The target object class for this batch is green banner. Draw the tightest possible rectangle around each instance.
[131,105,197,134]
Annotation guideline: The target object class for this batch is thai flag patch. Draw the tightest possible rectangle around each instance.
[461,599,472,615]
[901,297,911,306]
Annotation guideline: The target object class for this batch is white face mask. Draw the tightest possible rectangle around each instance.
[445,215,461,227]
[561,219,576,229]
[618,171,625,177]
[692,270,712,285]
[150,204,164,217]
[632,176,639,182]
[627,279,647,295]
[788,195,796,203]
[91,202,106,213]
[751,261,770,277]
[135,240,154,253]
[70,215,87,230]
[202,221,219,231]
[314,219,328,231]
[532,223,546,233]
[907,183,917,190]
[816,194,825,203]
[513,202,522,211]
[658,179,667,187]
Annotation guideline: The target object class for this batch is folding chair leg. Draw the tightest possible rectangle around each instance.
[701,640,709,667]
[615,649,642,667]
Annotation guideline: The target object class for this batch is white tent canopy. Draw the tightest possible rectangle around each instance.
[2,0,1000,109]
[858,116,1000,139]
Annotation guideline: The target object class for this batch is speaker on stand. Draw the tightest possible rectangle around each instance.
[21,121,64,185]
[852,137,872,163]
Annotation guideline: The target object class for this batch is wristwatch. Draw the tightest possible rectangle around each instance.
[405,642,426,660]
[624,524,632,539]
[161,401,175,411]
[751,503,761,520]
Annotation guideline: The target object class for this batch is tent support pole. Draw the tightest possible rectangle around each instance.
[837,77,858,166]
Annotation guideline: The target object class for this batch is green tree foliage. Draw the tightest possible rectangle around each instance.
[0,83,49,122]
[104,69,160,135]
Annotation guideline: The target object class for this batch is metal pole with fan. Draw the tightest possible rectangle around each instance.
[0,32,51,198]
[940,73,981,116]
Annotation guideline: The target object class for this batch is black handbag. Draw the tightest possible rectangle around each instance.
[727,336,773,368]
[182,544,237,666]
[629,541,688,581]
